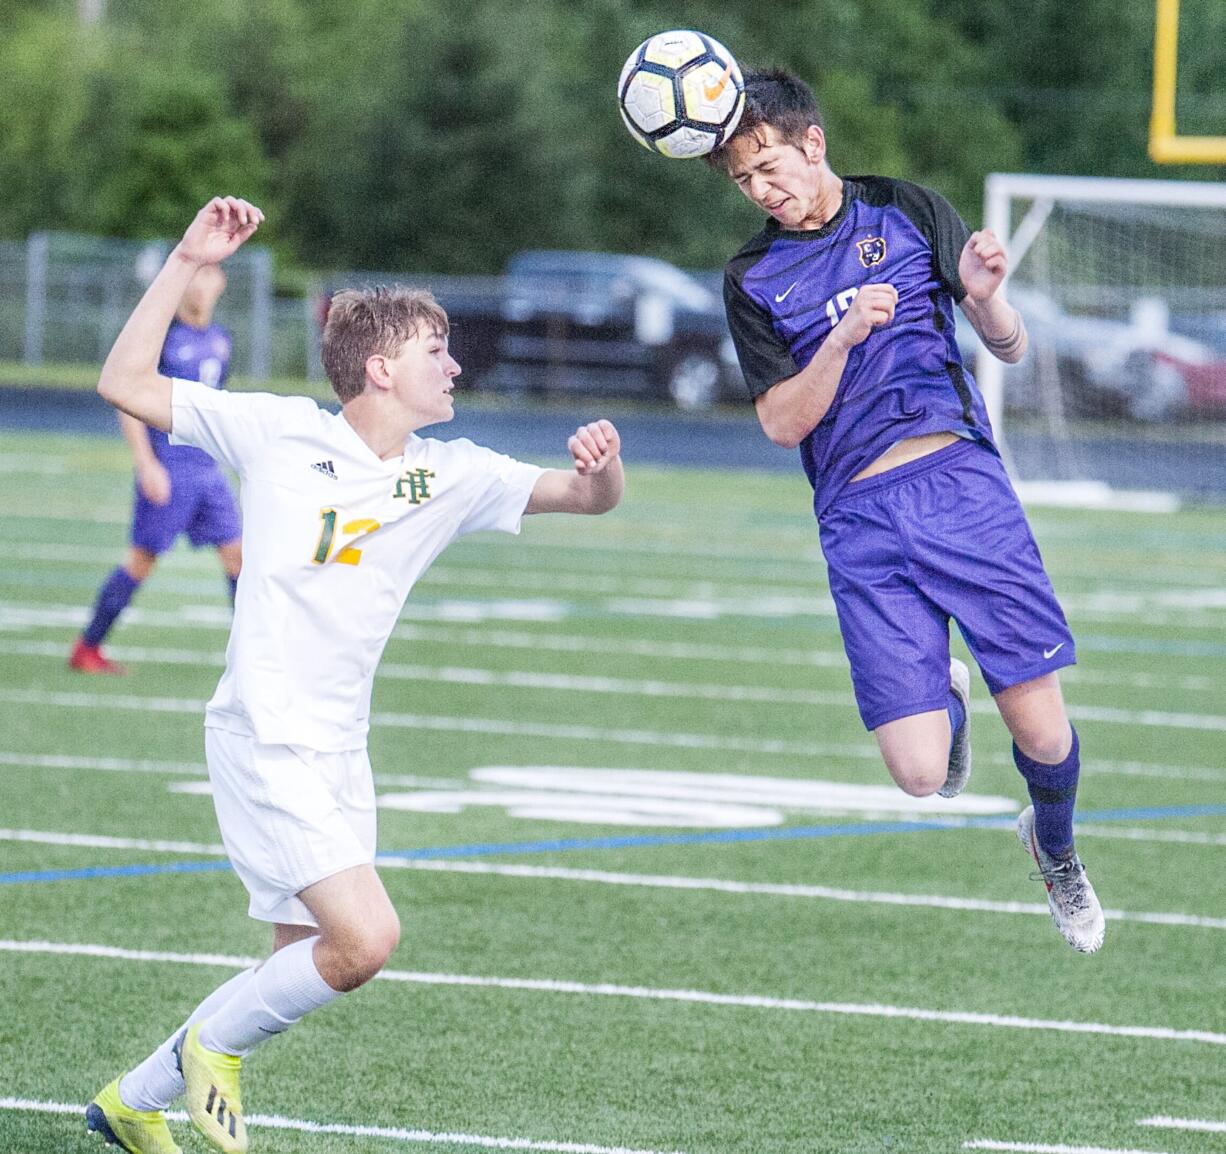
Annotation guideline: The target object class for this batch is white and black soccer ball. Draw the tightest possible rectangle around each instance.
[617,30,745,159]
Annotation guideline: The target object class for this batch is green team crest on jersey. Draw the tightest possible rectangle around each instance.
[393,468,436,504]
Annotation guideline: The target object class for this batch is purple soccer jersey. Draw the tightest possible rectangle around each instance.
[723,175,1076,727]
[152,319,233,470]
[131,318,240,554]
[724,176,997,517]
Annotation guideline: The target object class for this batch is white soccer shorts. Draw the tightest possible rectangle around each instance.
[204,727,377,926]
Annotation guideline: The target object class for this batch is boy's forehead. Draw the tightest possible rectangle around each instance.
[726,126,789,173]
[397,324,447,350]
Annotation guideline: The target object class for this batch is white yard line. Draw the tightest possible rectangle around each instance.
[1062,667,1220,693]
[3,939,1224,1047]
[0,750,206,775]
[7,542,823,600]
[1075,825,1226,847]
[2,599,846,664]
[965,1142,1175,1154]
[11,636,1226,702]
[6,684,1226,737]
[0,688,885,757]
[3,736,1223,787]
[0,750,459,789]
[0,828,226,854]
[1137,1116,1226,1134]
[3,741,1220,788]
[14,512,1226,586]
[0,1098,684,1154]
[4,835,1223,931]
[376,860,1226,932]
[5,640,836,706]
[1068,704,1226,732]
[4,597,1226,690]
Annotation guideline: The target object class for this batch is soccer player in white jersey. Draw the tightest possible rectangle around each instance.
[85,197,624,1154]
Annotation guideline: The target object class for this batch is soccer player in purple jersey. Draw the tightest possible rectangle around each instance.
[69,263,242,675]
[709,69,1104,953]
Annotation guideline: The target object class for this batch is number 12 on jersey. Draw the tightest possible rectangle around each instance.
[313,509,381,566]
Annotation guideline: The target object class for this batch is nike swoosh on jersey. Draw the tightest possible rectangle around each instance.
[1043,643,1065,659]
[775,282,799,303]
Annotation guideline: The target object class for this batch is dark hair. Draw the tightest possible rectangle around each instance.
[707,68,825,174]
[321,286,449,404]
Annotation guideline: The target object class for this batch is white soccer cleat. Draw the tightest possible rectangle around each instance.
[1017,805,1106,954]
[939,658,972,799]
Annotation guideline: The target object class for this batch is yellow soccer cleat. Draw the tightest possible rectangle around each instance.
[176,1025,248,1153]
[85,1077,182,1154]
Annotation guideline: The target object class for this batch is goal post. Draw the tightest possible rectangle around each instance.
[978,172,1226,509]
[1150,0,1226,165]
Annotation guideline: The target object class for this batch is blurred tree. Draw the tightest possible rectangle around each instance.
[69,54,269,237]
[2,0,1217,268]
[281,0,599,271]
[109,0,310,189]
[0,10,268,240]
[0,12,98,236]
[274,0,1021,271]
[942,0,1225,182]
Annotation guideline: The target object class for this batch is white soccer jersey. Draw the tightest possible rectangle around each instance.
[170,378,545,751]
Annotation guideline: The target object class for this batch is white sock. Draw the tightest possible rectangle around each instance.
[119,966,257,1112]
[198,936,340,1057]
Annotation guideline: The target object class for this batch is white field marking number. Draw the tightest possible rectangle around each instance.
[376,766,1016,827]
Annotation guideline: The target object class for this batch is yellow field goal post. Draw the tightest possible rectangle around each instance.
[1150,0,1226,164]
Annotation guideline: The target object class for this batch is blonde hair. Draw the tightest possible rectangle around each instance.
[321,286,450,404]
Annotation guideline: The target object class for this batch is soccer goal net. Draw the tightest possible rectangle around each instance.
[977,173,1226,509]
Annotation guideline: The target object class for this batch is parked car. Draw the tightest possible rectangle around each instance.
[486,250,744,409]
[1165,311,1226,417]
[316,274,504,393]
[960,287,1225,421]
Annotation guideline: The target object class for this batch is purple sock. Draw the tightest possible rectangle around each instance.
[947,690,966,753]
[82,567,139,647]
[1013,728,1080,858]
[227,575,238,605]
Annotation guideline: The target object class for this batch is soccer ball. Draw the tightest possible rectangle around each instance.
[618,30,745,159]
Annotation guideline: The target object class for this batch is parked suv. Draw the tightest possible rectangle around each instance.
[487,250,743,409]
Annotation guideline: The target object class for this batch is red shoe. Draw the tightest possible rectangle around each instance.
[68,638,127,675]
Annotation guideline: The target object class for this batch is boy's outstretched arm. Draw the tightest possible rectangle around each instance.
[98,197,263,430]
[525,420,624,515]
[957,228,1027,364]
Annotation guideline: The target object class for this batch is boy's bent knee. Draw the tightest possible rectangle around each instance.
[317,911,400,991]
[883,753,948,798]
[1013,724,1073,767]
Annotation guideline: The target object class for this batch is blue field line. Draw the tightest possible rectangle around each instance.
[2,803,1226,888]
[0,859,233,885]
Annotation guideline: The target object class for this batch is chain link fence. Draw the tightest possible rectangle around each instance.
[0,232,511,384]
[1,231,302,379]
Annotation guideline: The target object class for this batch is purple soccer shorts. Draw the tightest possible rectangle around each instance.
[131,465,241,555]
[817,438,1075,731]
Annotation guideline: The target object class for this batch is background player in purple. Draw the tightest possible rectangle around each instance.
[69,263,242,675]
[709,69,1104,953]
